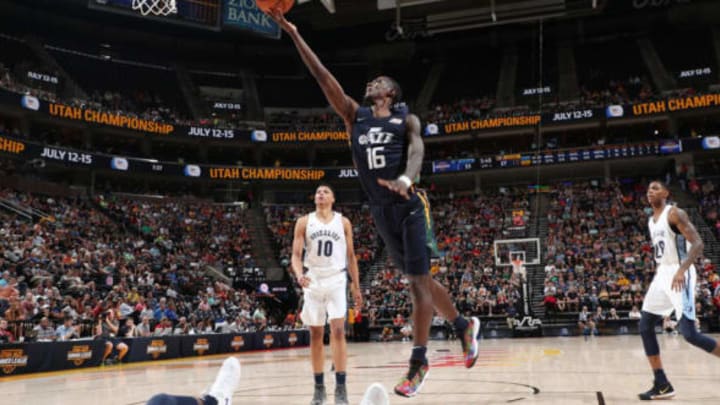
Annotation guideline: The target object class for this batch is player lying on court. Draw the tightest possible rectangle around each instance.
[638,181,720,400]
[144,357,391,405]
[267,7,481,399]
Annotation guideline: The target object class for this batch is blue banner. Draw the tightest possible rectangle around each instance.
[223,0,281,39]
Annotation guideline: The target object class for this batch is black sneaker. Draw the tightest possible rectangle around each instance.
[311,384,327,405]
[638,381,675,400]
[334,384,348,405]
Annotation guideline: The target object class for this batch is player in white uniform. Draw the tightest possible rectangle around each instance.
[292,184,362,405]
[638,181,720,400]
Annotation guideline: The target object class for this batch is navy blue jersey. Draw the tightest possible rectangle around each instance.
[350,105,409,204]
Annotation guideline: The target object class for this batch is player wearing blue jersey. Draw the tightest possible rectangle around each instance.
[269,9,481,398]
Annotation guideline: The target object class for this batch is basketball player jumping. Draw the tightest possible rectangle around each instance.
[269,9,481,398]
[639,181,720,400]
[291,184,362,405]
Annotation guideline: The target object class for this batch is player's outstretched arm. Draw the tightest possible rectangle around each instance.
[268,9,359,124]
[668,206,705,291]
[377,114,424,199]
[291,215,311,288]
[343,217,363,312]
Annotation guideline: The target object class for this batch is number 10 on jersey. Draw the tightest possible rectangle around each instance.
[367,147,386,170]
[317,240,333,257]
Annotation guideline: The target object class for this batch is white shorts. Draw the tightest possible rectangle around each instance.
[642,265,696,321]
[300,271,347,326]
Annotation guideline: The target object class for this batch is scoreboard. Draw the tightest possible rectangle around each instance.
[88,0,222,30]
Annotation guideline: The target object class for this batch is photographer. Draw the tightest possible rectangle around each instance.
[95,309,128,365]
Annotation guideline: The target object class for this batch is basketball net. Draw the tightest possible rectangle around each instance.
[132,0,178,16]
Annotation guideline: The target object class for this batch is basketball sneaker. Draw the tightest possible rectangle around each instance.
[206,357,241,405]
[334,384,348,405]
[461,316,481,368]
[311,384,327,405]
[393,361,429,397]
[360,383,389,405]
[638,381,675,400]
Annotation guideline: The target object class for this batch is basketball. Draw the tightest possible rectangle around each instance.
[256,0,294,14]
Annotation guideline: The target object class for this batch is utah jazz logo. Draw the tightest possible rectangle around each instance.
[357,127,394,146]
[67,345,92,367]
[193,338,210,356]
[513,316,543,331]
[231,336,245,352]
[263,334,274,348]
[147,340,168,359]
[0,349,28,374]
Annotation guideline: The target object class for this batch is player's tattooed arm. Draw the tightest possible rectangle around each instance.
[669,206,705,291]
[377,114,423,199]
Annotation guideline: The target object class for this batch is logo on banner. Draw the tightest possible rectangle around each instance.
[0,349,28,374]
[193,338,210,355]
[231,336,245,351]
[111,157,129,171]
[67,345,93,366]
[147,340,168,359]
[606,105,624,118]
[263,334,274,348]
[21,95,40,111]
[251,130,267,142]
[424,123,439,136]
[702,136,720,150]
[184,165,201,178]
[223,0,281,39]
[288,333,298,346]
[512,316,543,331]
[659,140,682,154]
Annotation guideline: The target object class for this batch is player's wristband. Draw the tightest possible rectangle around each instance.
[398,175,412,188]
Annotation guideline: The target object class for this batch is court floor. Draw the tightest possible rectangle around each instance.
[3,334,720,404]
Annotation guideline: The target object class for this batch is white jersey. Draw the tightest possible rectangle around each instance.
[648,204,691,271]
[304,211,347,277]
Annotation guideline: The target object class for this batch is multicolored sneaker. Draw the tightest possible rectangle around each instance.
[461,316,481,368]
[393,362,430,398]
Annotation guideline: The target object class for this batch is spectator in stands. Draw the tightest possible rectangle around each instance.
[578,306,596,338]
[400,321,413,342]
[154,317,173,336]
[55,317,79,341]
[173,317,191,335]
[629,305,642,320]
[33,316,56,341]
[253,306,267,331]
[0,318,15,343]
[136,316,153,337]
[122,318,138,338]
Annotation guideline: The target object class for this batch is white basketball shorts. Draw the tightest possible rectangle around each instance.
[642,265,696,321]
[300,270,347,326]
